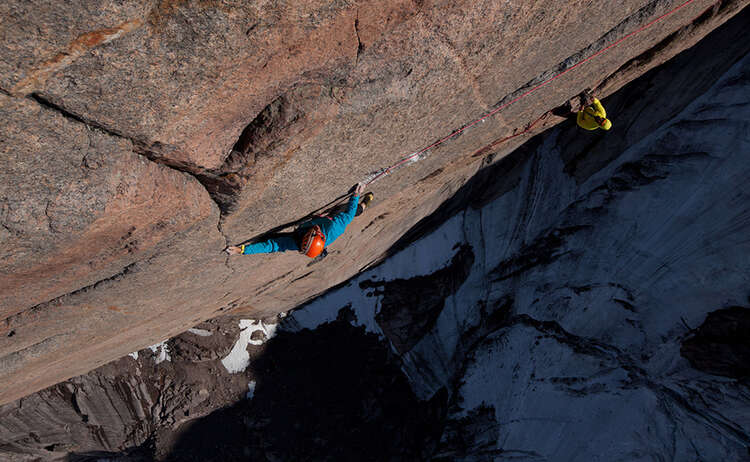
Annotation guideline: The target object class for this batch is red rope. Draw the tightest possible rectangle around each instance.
[364,0,702,186]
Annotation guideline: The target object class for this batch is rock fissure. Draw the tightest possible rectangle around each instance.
[190,86,339,216]
[28,93,130,142]
[354,9,363,66]
[26,91,235,252]
[2,262,137,329]
[43,201,59,234]
[26,92,230,217]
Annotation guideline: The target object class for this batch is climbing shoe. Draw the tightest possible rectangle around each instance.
[356,192,374,216]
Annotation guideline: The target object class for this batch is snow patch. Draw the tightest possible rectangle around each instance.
[128,351,138,360]
[221,320,277,373]
[187,328,212,337]
[246,381,256,399]
[148,341,171,364]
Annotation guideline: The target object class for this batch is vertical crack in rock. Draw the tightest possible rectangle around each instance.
[194,85,338,215]
[43,201,59,234]
[189,95,291,214]
[354,9,364,66]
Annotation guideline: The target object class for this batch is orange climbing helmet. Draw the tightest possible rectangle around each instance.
[300,225,326,258]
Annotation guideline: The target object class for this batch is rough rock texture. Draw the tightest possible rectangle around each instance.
[0,317,262,460]
[1,8,750,460]
[2,0,749,406]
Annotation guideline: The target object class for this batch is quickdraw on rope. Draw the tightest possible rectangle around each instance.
[361,0,705,187]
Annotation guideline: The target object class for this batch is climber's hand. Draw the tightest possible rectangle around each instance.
[354,182,366,196]
[225,246,243,255]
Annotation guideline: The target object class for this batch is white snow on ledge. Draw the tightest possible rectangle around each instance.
[221,319,277,373]
[187,328,212,337]
[148,340,171,364]
[126,341,171,363]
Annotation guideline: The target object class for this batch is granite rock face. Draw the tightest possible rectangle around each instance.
[1,8,749,461]
[1,0,749,406]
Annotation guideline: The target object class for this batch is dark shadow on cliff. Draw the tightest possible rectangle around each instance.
[681,305,750,379]
[66,309,447,461]
[372,3,750,262]
[162,309,445,461]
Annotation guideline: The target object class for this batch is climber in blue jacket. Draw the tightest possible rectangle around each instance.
[225,182,371,258]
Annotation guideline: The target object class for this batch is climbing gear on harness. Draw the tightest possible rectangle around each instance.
[300,225,326,258]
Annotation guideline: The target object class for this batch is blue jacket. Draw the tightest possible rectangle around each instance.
[242,194,359,255]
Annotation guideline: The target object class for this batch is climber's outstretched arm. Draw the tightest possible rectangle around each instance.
[225,236,299,255]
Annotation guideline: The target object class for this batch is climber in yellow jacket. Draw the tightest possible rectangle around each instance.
[577,95,612,131]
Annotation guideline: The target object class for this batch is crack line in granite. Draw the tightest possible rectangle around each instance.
[26,92,234,249]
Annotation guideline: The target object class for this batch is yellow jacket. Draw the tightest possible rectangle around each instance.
[577,98,612,130]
